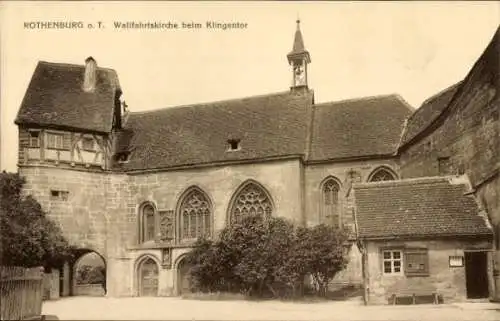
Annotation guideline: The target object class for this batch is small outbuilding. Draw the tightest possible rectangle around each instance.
[352,176,494,305]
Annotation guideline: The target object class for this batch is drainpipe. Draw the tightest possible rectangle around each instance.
[358,239,369,305]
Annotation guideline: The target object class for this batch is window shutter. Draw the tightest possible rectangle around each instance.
[404,248,429,276]
[63,133,71,150]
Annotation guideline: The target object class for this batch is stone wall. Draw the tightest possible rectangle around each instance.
[365,238,493,305]
[399,69,499,225]
[19,166,112,256]
[304,158,400,286]
[108,158,304,296]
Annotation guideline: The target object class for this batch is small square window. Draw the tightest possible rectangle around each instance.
[50,190,69,201]
[227,139,241,151]
[382,250,403,275]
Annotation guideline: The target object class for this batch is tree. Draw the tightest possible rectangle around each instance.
[294,224,350,296]
[76,264,105,284]
[0,172,74,269]
[185,214,351,299]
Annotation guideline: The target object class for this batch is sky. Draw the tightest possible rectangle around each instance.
[1,1,499,172]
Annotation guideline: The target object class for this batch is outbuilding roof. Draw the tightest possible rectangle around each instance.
[353,176,493,240]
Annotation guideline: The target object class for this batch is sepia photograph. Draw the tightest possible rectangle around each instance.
[0,1,499,320]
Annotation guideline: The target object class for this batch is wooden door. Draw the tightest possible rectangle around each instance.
[139,258,159,297]
[177,258,192,295]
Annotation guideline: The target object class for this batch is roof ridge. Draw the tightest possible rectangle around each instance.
[418,81,463,109]
[313,93,401,108]
[353,175,466,189]
[38,60,118,73]
[127,90,311,115]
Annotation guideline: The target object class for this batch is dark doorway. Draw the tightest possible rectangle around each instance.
[177,257,192,295]
[465,251,489,299]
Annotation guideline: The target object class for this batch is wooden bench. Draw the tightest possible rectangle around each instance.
[390,289,440,305]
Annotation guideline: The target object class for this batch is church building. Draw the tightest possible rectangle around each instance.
[13,21,499,304]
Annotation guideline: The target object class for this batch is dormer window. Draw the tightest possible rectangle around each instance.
[82,137,95,152]
[227,139,241,151]
[28,131,40,148]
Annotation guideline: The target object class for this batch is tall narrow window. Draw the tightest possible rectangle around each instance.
[141,204,156,243]
[46,133,64,150]
[322,178,340,226]
[229,181,273,224]
[368,168,397,182]
[179,188,211,240]
[29,131,40,148]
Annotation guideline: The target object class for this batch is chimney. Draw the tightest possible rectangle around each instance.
[83,56,97,92]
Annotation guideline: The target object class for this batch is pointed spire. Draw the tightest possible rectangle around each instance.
[287,19,311,64]
[292,19,305,53]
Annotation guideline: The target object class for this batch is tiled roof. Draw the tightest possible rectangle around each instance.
[308,95,413,161]
[14,61,413,171]
[399,82,462,147]
[113,91,314,171]
[15,61,121,133]
[353,177,492,239]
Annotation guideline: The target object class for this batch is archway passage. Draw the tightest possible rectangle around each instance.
[138,257,159,297]
[177,257,193,295]
[72,250,106,297]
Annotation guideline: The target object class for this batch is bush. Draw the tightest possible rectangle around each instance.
[185,214,350,299]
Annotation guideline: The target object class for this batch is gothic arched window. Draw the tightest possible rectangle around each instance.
[229,181,273,224]
[140,203,156,243]
[179,188,211,240]
[321,178,341,226]
[368,167,397,182]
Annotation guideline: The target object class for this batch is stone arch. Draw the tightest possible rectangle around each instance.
[227,179,274,225]
[367,166,398,182]
[319,176,343,227]
[138,201,158,244]
[175,186,213,242]
[71,248,106,297]
[135,254,160,297]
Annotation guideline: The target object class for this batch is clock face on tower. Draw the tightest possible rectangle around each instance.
[294,64,306,86]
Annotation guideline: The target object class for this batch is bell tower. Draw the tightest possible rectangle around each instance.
[287,19,311,90]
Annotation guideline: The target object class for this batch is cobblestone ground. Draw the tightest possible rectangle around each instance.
[42,297,500,321]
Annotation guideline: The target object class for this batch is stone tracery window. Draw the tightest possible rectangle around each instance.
[369,168,397,182]
[230,181,273,224]
[179,188,211,240]
[321,178,340,226]
[140,203,156,243]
